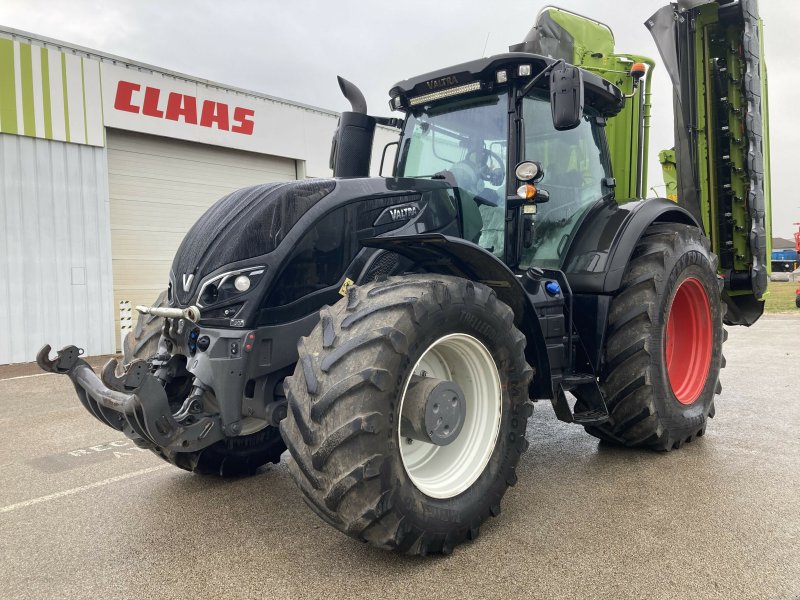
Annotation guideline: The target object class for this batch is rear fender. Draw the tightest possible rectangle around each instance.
[569,198,762,325]
[566,198,699,295]
[564,199,699,367]
[362,234,552,399]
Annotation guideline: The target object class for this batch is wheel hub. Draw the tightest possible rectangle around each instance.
[400,375,466,446]
[398,333,502,499]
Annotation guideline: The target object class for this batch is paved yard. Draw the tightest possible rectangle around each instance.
[0,317,798,599]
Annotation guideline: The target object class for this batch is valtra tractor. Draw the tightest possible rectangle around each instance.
[39,0,771,555]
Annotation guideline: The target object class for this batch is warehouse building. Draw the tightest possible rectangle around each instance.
[0,27,396,364]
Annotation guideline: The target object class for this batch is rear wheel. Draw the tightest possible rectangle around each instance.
[579,223,724,450]
[280,275,533,555]
[124,291,285,476]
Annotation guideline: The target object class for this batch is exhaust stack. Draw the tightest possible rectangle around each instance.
[329,77,376,178]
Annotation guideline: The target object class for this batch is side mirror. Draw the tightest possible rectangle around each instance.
[549,64,584,131]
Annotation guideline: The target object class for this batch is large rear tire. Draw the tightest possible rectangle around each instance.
[280,275,533,555]
[124,291,285,476]
[580,223,724,450]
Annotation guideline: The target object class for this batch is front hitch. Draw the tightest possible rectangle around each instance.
[37,344,224,453]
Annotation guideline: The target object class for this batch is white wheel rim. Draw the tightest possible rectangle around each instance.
[398,333,502,499]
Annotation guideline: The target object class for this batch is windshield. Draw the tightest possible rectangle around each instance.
[519,93,610,269]
[397,93,508,258]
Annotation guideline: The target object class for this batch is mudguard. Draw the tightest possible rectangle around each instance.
[362,234,553,399]
[562,198,699,369]
[564,198,699,295]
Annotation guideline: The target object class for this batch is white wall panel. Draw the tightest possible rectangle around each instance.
[63,53,85,145]
[0,133,115,364]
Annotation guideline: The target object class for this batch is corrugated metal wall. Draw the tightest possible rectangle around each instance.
[0,133,115,364]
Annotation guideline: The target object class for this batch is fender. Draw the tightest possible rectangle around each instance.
[362,234,553,399]
[562,198,698,370]
[564,197,698,294]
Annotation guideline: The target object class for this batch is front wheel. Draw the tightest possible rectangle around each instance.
[280,275,533,555]
[580,223,725,450]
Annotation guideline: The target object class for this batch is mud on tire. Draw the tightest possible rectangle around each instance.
[579,223,725,450]
[280,275,534,555]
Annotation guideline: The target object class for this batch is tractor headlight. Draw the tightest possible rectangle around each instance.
[234,275,251,292]
[515,161,541,182]
[195,266,266,308]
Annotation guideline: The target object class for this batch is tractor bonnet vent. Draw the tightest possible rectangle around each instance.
[171,179,336,305]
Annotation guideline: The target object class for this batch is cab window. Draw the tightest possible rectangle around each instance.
[520,94,611,269]
[397,93,508,259]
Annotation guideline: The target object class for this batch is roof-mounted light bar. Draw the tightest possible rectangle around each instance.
[408,81,483,107]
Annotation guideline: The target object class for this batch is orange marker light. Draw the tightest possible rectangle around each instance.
[516,184,537,200]
[630,62,647,79]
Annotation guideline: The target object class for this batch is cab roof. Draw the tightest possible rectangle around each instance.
[389,52,623,118]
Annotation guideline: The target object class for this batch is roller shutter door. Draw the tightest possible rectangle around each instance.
[107,129,297,344]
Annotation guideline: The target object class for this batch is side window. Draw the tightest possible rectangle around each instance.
[520,95,610,269]
[401,122,467,176]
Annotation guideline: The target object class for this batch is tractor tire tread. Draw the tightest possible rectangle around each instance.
[280,274,533,555]
[580,223,725,451]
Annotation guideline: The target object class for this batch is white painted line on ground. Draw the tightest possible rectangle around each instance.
[0,372,54,382]
[0,465,169,514]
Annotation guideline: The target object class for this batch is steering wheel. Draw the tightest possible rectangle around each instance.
[475,148,505,187]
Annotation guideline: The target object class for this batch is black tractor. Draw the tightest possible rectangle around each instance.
[40,1,770,556]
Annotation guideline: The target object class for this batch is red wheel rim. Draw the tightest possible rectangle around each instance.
[664,277,713,405]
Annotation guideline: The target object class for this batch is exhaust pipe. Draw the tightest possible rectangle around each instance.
[337,76,367,114]
[330,76,376,178]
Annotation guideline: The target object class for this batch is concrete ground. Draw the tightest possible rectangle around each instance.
[1,317,798,600]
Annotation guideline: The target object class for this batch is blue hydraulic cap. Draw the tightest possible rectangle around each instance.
[544,281,561,296]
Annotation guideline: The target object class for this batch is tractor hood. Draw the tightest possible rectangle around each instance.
[170,179,336,306]
[168,176,459,323]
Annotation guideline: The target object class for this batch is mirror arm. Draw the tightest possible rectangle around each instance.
[374,116,404,128]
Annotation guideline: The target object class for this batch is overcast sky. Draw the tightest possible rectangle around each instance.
[2,0,797,238]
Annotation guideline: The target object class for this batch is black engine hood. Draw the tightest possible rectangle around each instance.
[171,179,336,305]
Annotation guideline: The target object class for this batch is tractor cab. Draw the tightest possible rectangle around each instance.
[388,54,623,272]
